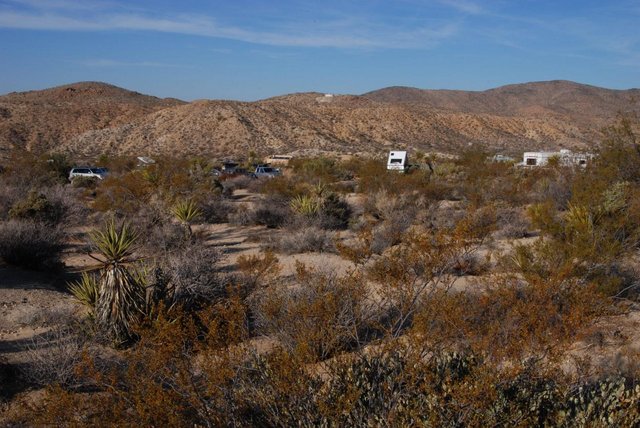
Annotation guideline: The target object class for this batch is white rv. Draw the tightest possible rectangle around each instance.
[387,151,409,172]
[522,151,558,167]
[522,149,593,167]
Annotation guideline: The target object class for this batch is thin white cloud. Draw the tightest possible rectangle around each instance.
[0,5,458,49]
[5,0,117,11]
[78,58,189,68]
[437,0,483,15]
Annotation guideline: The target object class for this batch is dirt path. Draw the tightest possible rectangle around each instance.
[0,266,78,368]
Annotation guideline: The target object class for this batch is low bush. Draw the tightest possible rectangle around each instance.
[233,198,291,228]
[0,220,66,270]
[21,324,88,388]
[201,196,236,223]
[255,266,372,361]
[494,206,531,239]
[150,244,226,311]
[274,227,336,254]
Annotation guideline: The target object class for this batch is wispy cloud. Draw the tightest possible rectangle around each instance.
[78,58,190,68]
[0,2,458,49]
[437,0,483,15]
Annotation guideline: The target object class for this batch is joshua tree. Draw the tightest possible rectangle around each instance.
[89,220,146,343]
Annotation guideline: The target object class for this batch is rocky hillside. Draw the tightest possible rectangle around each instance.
[1,81,638,161]
[0,82,183,156]
[363,80,640,120]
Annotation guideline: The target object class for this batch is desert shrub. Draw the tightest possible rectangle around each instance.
[317,192,351,230]
[0,220,65,270]
[221,174,253,195]
[0,183,24,219]
[259,176,306,198]
[251,198,290,228]
[256,265,372,361]
[21,325,88,388]
[70,176,99,189]
[2,185,85,226]
[447,252,491,276]
[289,191,351,230]
[531,171,573,209]
[290,156,349,184]
[200,196,235,223]
[8,192,56,222]
[92,171,152,214]
[149,245,226,312]
[525,178,640,295]
[132,199,190,253]
[495,206,531,239]
[274,227,336,254]
[363,191,420,253]
[370,219,412,255]
[228,204,255,226]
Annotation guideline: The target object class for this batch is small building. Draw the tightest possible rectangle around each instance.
[387,151,409,172]
[521,149,593,167]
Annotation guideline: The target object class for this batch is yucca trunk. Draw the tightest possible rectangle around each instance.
[97,263,145,343]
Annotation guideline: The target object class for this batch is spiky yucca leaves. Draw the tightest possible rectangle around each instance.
[172,199,202,237]
[290,194,323,217]
[91,220,145,344]
[68,272,99,313]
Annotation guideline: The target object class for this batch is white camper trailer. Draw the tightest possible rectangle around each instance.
[522,151,557,167]
[387,151,408,172]
[522,149,593,167]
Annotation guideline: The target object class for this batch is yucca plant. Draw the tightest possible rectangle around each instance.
[172,199,202,238]
[68,271,99,314]
[90,220,146,344]
[290,194,323,217]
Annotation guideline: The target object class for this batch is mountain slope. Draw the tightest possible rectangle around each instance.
[62,90,603,159]
[0,82,184,156]
[2,80,639,160]
[363,80,640,120]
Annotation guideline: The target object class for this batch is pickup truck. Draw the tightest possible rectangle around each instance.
[252,166,281,179]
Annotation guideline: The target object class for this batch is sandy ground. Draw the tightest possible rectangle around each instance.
[0,267,76,365]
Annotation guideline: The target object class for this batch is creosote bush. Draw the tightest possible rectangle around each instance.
[0,220,66,270]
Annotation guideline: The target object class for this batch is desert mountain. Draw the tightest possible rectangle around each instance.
[1,80,638,161]
[0,82,184,157]
[363,80,640,120]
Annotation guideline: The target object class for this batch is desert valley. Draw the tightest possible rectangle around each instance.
[2,80,640,425]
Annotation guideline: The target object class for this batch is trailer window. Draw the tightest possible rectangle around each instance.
[526,158,537,165]
[390,158,403,164]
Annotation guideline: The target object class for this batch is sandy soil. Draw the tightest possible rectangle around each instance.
[0,267,77,365]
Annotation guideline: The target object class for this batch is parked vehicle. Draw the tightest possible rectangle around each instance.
[252,166,281,179]
[68,167,109,181]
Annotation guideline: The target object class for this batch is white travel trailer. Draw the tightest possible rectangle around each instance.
[522,149,593,167]
[522,151,558,167]
[387,151,409,172]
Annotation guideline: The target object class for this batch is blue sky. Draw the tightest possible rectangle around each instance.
[0,0,638,100]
